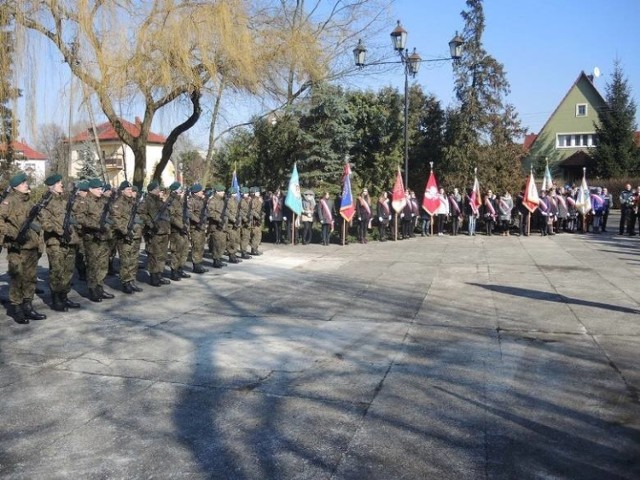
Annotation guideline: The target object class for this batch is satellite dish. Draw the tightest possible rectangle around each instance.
[593,67,601,78]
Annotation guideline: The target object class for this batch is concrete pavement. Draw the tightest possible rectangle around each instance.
[1,220,639,479]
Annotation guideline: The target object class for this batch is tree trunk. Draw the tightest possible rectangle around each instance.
[153,90,202,182]
[131,142,147,190]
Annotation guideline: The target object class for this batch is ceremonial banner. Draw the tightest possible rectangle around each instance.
[541,162,553,191]
[231,170,241,200]
[339,163,356,221]
[470,172,482,214]
[391,168,406,213]
[422,170,440,215]
[575,170,591,215]
[523,171,540,213]
[284,163,302,215]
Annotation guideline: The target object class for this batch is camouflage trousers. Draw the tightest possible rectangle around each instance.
[117,236,141,283]
[226,227,239,256]
[84,236,110,290]
[190,228,207,264]
[208,228,226,260]
[169,230,189,270]
[240,226,251,253]
[147,233,169,274]
[250,225,262,251]
[7,246,39,306]
[46,243,76,294]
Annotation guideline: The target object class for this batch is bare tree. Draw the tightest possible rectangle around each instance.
[36,123,68,176]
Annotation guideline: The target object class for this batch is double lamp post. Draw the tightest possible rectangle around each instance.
[353,21,464,187]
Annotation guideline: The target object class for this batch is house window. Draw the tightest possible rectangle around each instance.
[576,104,588,117]
[556,133,597,148]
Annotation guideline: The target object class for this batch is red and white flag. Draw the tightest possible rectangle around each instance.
[523,171,540,213]
[391,168,406,213]
[421,170,439,215]
[470,172,482,214]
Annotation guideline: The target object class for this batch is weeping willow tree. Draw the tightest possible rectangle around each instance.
[0,4,21,176]
[10,0,320,188]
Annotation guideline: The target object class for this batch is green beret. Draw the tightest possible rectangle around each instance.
[102,183,112,192]
[119,180,132,190]
[132,185,139,193]
[44,173,62,186]
[190,183,203,193]
[227,187,236,195]
[9,172,27,188]
[213,184,225,192]
[241,186,249,195]
[250,186,260,194]
[147,180,159,192]
[88,178,103,189]
[169,181,181,191]
[78,181,90,191]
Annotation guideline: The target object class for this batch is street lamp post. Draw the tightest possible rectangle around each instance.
[354,21,464,188]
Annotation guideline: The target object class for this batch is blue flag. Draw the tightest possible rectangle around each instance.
[284,163,302,215]
[340,163,355,221]
[231,170,241,201]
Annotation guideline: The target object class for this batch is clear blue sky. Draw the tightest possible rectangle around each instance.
[17,0,640,146]
[384,0,640,134]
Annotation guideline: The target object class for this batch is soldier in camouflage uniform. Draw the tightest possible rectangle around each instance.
[77,178,116,302]
[206,185,228,269]
[225,187,241,264]
[248,187,264,255]
[111,181,144,294]
[140,180,172,286]
[0,172,48,323]
[167,181,191,281]
[238,187,253,259]
[187,183,209,274]
[40,173,82,311]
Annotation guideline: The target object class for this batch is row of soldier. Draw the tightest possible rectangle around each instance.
[0,172,265,325]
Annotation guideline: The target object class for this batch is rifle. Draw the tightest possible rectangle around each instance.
[152,194,176,230]
[62,184,79,244]
[0,184,12,202]
[16,191,53,245]
[125,192,144,241]
[99,191,118,231]
[198,191,211,230]
[181,187,190,235]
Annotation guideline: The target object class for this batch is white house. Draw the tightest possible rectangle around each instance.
[0,140,48,184]
[69,117,176,187]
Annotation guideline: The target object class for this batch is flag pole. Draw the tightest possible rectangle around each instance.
[291,214,295,245]
[582,167,587,233]
[342,220,346,246]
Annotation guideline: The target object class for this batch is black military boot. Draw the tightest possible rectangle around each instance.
[227,255,239,264]
[178,268,191,279]
[192,263,208,274]
[61,293,81,309]
[99,286,115,299]
[212,259,223,269]
[89,288,103,302]
[240,251,252,260]
[8,303,28,324]
[51,292,69,312]
[250,249,262,256]
[170,269,182,281]
[150,273,161,287]
[22,300,47,320]
[122,281,134,294]
[130,281,144,292]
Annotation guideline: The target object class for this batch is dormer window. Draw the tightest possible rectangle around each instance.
[576,104,588,117]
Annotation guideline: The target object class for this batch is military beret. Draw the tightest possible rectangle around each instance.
[147,180,159,192]
[227,186,237,195]
[169,181,181,191]
[77,180,90,191]
[213,184,225,192]
[132,185,139,193]
[190,183,203,193]
[241,186,249,195]
[102,183,112,191]
[88,178,103,189]
[44,173,62,186]
[119,180,132,190]
[9,172,27,188]
[249,186,258,194]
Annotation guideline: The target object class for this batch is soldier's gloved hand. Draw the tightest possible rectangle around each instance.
[400,213,405,218]
[283,216,287,221]
[378,217,383,222]
[181,227,189,235]
[358,217,361,221]
[30,221,42,233]
[269,215,273,221]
